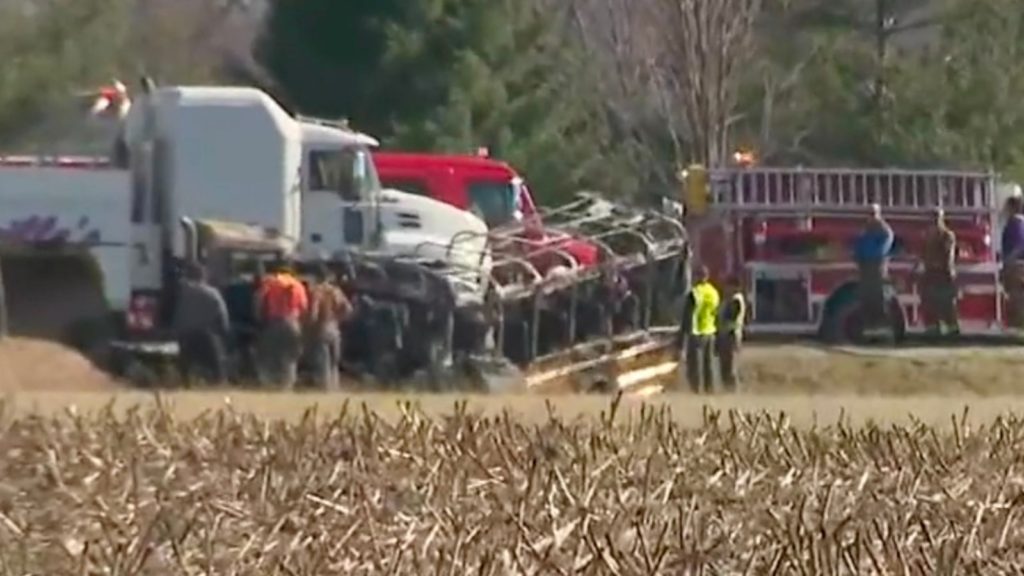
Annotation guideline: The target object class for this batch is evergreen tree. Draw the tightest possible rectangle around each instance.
[379,0,630,202]
[254,0,406,133]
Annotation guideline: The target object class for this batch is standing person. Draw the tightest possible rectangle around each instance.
[172,262,230,384]
[676,265,719,393]
[254,259,309,389]
[716,275,746,391]
[853,203,894,335]
[920,207,959,337]
[1001,196,1024,330]
[305,264,353,390]
[221,259,266,381]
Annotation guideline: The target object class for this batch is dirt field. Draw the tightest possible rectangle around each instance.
[2,338,1024,427]
[0,337,118,391]
[0,394,1022,572]
[737,343,1024,396]
[2,337,1024,402]
[1,340,1024,571]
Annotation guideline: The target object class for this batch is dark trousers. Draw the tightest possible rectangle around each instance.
[685,334,715,393]
[716,331,741,390]
[1002,264,1024,329]
[920,272,959,334]
[257,318,303,389]
[177,329,226,384]
[857,261,887,329]
[307,329,341,390]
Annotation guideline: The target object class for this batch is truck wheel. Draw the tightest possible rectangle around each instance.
[887,296,907,346]
[370,351,400,388]
[820,298,864,345]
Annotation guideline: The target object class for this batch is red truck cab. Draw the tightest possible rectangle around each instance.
[372,152,598,273]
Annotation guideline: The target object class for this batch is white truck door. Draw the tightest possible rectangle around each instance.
[302,147,378,256]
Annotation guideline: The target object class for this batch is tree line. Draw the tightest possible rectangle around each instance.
[1,0,1022,203]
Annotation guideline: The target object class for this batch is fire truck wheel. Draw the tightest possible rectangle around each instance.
[887,296,907,345]
[819,298,865,345]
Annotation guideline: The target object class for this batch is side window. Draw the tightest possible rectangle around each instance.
[307,148,377,202]
[308,150,344,192]
[380,178,431,197]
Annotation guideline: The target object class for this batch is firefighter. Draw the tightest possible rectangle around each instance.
[677,265,719,393]
[716,275,746,391]
[305,264,353,390]
[1001,196,1024,330]
[920,207,959,336]
[172,262,229,384]
[853,203,894,335]
[254,259,309,389]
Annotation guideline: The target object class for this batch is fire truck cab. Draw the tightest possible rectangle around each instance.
[372,151,600,273]
[686,167,1014,342]
[372,152,537,228]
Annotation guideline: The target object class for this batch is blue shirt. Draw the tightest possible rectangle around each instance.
[853,218,894,263]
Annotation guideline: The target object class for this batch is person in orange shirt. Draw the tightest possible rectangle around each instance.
[254,259,309,388]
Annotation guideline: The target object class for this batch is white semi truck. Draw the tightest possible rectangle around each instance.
[0,83,490,363]
[0,81,687,394]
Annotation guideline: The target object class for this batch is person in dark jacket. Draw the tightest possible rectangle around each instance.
[221,259,266,381]
[173,262,230,384]
[716,275,746,391]
[1001,196,1024,329]
[853,203,894,333]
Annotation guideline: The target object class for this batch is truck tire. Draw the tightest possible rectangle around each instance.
[820,293,906,346]
[820,298,865,344]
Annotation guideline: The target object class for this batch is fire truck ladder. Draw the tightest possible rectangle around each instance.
[709,167,998,215]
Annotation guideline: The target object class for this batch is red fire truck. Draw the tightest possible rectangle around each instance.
[685,166,1019,342]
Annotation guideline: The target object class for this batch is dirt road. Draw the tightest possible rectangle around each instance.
[736,343,1024,396]
[0,337,1022,398]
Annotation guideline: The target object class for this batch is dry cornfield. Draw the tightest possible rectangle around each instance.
[2,395,1024,574]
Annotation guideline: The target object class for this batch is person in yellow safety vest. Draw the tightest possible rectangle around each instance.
[717,275,746,391]
[677,265,720,393]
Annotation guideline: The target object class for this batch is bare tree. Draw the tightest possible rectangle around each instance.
[571,0,762,170]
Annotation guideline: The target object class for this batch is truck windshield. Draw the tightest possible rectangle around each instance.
[468,180,517,227]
